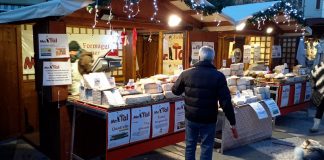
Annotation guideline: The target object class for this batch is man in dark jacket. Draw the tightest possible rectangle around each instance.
[172,46,237,160]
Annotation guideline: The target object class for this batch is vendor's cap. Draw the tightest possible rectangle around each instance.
[69,41,81,51]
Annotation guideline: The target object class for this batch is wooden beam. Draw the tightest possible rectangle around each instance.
[203,21,233,27]
[159,1,203,29]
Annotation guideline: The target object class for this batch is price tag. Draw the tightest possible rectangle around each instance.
[222,59,227,67]
[263,99,280,117]
[231,56,235,63]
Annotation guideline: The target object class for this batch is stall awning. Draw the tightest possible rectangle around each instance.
[0,0,93,23]
[221,1,280,25]
[0,4,25,12]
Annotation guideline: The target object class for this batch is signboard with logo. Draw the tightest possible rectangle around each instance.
[39,34,69,59]
[22,29,35,74]
[174,101,185,132]
[281,85,290,107]
[43,61,72,86]
[152,103,170,138]
[130,106,151,143]
[163,33,184,75]
[107,109,130,149]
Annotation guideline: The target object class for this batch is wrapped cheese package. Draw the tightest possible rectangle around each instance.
[151,93,165,101]
[238,63,244,69]
[219,68,231,76]
[92,90,102,105]
[229,86,238,94]
[237,78,247,85]
[237,85,247,91]
[164,91,179,99]
[231,70,238,76]
[142,83,162,94]
[230,64,240,70]
[162,83,173,92]
[123,94,152,105]
[227,76,239,86]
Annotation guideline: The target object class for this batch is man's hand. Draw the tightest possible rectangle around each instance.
[230,126,238,139]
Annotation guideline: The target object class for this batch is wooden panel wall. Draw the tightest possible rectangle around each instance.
[0,25,22,140]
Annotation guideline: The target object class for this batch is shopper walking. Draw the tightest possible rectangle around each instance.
[172,46,237,160]
[309,60,324,133]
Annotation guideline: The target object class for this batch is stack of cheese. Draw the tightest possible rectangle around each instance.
[232,89,258,106]
[227,76,254,95]
[123,94,152,105]
[219,68,231,77]
[230,63,244,76]
[254,86,271,100]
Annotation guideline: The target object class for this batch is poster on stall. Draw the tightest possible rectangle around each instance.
[263,99,281,117]
[39,34,69,59]
[163,33,184,75]
[203,42,214,49]
[294,83,302,104]
[281,85,290,107]
[68,33,120,62]
[22,29,35,74]
[253,45,261,62]
[249,102,268,119]
[305,81,312,101]
[174,101,185,132]
[130,106,151,143]
[152,103,170,138]
[43,61,72,86]
[243,45,251,63]
[272,45,282,58]
[191,41,202,65]
[107,110,130,149]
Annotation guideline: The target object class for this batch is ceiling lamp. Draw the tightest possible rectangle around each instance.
[236,22,246,31]
[266,27,273,34]
[168,14,182,27]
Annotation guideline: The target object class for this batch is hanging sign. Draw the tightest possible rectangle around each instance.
[130,106,151,143]
[174,101,185,132]
[39,34,69,59]
[305,81,312,101]
[203,42,214,49]
[294,83,302,104]
[281,85,290,107]
[152,103,170,138]
[22,29,35,74]
[43,61,72,86]
[107,109,130,149]
[249,102,268,119]
[191,41,203,65]
[263,99,281,117]
[272,45,282,58]
[243,45,251,63]
[163,33,184,75]
[253,44,261,62]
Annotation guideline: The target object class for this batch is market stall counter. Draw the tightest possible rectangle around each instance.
[68,97,185,160]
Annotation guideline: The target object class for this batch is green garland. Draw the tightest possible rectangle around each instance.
[183,0,234,15]
[247,1,306,26]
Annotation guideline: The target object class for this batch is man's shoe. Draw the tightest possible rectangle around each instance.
[309,128,319,133]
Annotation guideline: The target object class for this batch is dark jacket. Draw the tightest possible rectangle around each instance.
[172,61,236,125]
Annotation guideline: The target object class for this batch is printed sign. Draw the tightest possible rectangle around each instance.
[163,33,184,75]
[191,41,202,66]
[305,81,312,101]
[43,61,72,86]
[203,42,214,49]
[272,45,282,58]
[281,85,290,107]
[243,45,251,63]
[152,103,170,138]
[263,99,281,117]
[108,110,130,149]
[174,101,185,132]
[294,83,302,104]
[254,45,261,62]
[22,29,35,74]
[39,34,69,59]
[249,102,268,119]
[130,106,151,143]
[222,59,227,67]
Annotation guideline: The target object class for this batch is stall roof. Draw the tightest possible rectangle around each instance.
[0,0,92,23]
[222,1,280,25]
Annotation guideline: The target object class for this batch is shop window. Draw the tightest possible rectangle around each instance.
[279,37,298,69]
[249,36,273,66]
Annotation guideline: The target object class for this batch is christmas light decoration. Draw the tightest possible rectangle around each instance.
[183,0,233,16]
[150,0,160,23]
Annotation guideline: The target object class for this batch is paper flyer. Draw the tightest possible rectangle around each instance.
[281,85,290,107]
[249,102,268,119]
[152,103,170,138]
[253,45,261,62]
[272,45,282,58]
[243,45,251,63]
[203,42,214,49]
[107,110,130,149]
[39,34,69,59]
[263,99,281,117]
[294,83,302,104]
[174,101,185,132]
[43,61,72,86]
[130,106,151,143]
[191,41,202,65]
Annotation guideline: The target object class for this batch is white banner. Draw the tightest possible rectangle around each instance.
[39,34,69,59]
[249,102,268,119]
[130,106,151,143]
[263,99,280,117]
[272,45,282,58]
[163,33,184,75]
[294,83,302,104]
[68,33,119,62]
[152,102,170,138]
[243,45,251,64]
[281,85,290,107]
[191,41,202,65]
[22,29,35,74]
[43,61,72,86]
[174,101,185,132]
[108,110,130,149]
